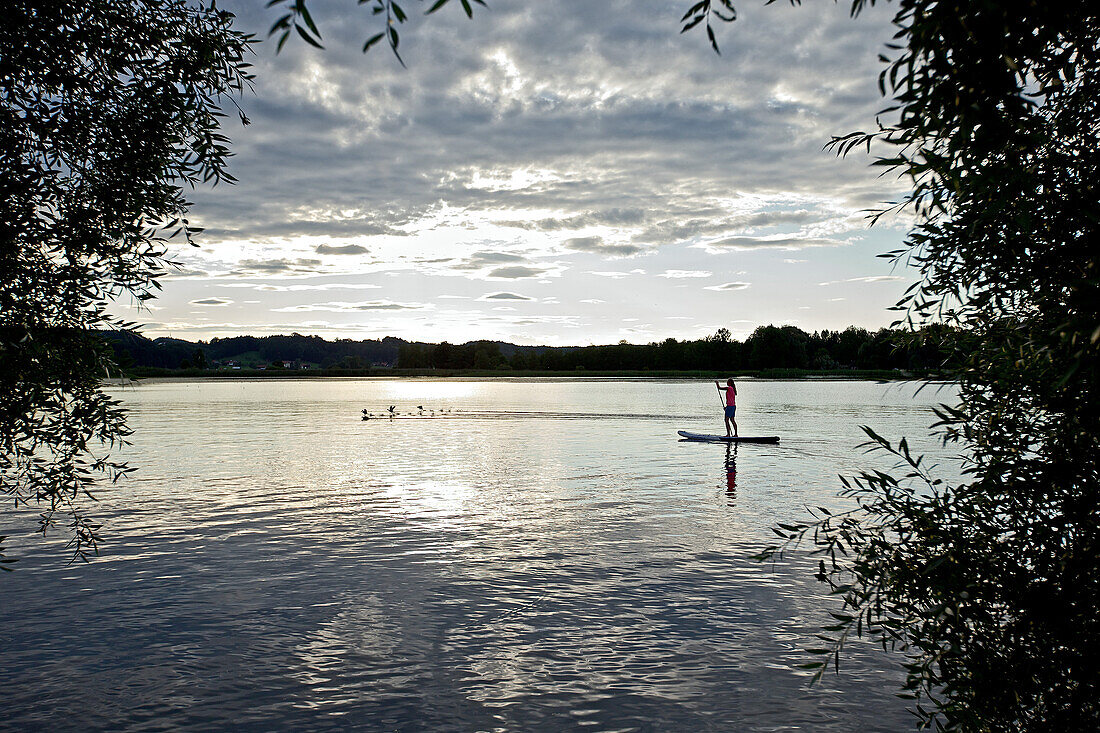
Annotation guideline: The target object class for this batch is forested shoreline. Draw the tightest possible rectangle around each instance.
[105,323,954,377]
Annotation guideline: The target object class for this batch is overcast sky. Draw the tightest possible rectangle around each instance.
[125,0,913,346]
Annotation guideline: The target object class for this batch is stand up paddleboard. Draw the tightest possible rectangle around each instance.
[677,431,780,444]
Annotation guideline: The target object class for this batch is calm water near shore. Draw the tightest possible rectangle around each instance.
[1,378,958,731]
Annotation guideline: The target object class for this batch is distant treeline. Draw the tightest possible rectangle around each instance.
[103,332,408,370]
[398,325,952,373]
[103,324,954,375]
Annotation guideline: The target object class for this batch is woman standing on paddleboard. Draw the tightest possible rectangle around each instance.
[716,379,737,438]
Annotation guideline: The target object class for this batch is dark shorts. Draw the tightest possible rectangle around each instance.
[724,405,737,419]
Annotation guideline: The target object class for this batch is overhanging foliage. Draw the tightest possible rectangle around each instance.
[760,2,1100,730]
[0,0,254,562]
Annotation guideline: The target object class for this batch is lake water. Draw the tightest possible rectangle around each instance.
[1,378,958,731]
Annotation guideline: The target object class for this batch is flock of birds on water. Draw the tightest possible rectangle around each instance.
[361,405,456,420]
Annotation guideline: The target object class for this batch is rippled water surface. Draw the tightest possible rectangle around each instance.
[2,378,958,731]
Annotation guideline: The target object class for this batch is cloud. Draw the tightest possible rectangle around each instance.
[704,282,752,291]
[850,275,904,283]
[697,236,848,252]
[587,269,646,279]
[479,292,534,301]
[185,0,899,261]
[487,265,549,279]
[465,167,564,192]
[231,258,325,276]
[818,275,905,286]
[497,208,649,232]
[315,244,369,255]
[658,269,712,278]
[732,209,821,227]
[453,251,528,270]
[562,236,645,257]
[442,250,560,280]
[222,282,381,292]
[164,267,210,279]
[272,300,434,312]
[189,297,233,306]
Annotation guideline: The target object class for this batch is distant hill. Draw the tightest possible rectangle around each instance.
[101,331,544,371]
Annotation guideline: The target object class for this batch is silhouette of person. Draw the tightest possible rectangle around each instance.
[715,378,738,437]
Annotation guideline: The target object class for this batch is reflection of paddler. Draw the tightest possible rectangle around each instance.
[724,443,737,496]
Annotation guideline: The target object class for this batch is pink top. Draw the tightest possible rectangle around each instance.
[725,387,736,407]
